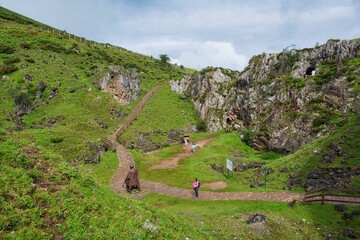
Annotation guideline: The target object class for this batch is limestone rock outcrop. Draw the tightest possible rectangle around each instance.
[170,39,360,152]
[96,66,141,104]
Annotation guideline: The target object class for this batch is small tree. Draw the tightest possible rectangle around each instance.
[159,54,170,64]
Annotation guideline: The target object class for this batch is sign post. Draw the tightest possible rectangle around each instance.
[226,159,233,180]
[226,159,233,172]
[263,166,267,189]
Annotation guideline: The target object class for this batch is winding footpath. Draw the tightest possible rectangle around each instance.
[109,85,303,202]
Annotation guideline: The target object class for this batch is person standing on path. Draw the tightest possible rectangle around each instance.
[192,178,200,198]
[124,164,140,193]
[191,142,196,153]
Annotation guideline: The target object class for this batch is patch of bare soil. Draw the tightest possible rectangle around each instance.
[148,137,216,170]
[202,181,228,190]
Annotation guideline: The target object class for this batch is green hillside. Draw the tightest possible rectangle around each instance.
[0,6,359,240]
[0,6,202,239]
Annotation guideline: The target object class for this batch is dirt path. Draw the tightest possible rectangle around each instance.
[148,137,216,170]
[108,85,304,202]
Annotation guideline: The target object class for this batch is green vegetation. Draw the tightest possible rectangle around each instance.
[135,114,360,193]
[143,193,358,240]
[159,54,170,64]
[134,132,285,192]
[0,7,201,239]
[119,85,200,148]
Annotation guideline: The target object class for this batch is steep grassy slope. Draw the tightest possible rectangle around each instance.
[0,7,203,239]
[143,193,360,240]
[118,84,202,150]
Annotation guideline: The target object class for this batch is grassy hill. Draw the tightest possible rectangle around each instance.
[0,6,359,239]
[0,6,203,239]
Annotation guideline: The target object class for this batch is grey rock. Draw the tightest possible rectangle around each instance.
[246,214,267,224]
[169,39,360,152]
[96,66,141,104]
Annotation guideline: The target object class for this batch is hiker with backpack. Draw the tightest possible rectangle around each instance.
[192,178,200,198]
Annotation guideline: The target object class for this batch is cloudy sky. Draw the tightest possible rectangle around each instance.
[1,0,359,70]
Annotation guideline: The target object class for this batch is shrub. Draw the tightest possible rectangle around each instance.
[38,40,65,53]
[4,57,20,65]
[0,44,15,54]
[196,120,207,132]
[242,129,255,145]
[20,42,31,49]
[25,58,35,63]
[0,64,18,75]
[50,137,63,143]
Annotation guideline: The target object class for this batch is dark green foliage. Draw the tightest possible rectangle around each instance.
[311,109,344,135]
[0,64,18,75]
[25,58,35,63]
[0,43,15,54]
[39,41,65,53]
[313,61,338,85]
[14,92,32,108]
[282,74,306,89]
[196,119,207,132]
[242,128,255,145]
[50,137,64,143]
[3,56,20,65]
[20,42,31,49]
[159,54,170,64]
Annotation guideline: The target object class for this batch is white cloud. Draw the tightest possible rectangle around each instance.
[121,39,247,70]
[178,41,247,70]
[1,0,359,71]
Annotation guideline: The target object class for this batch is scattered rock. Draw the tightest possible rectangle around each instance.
[96,120,108,129]
[343,210,360,221]
[24,73,33,81]
[9,115,26,131]
[280,167,289,173]
[334,205,347,212]
[210,164,226,173]
[49,88,58,99]
[288,199,297,208]
[343,229,360,239]
[313,149,321,154]
[289,172,300,179]
[235,162,264,172]
[246,214,267,224]
[85,152,100,164]
[321,143,343,164]
[305,167,360,191]
[69,87,78,93]
[2,75,9,83]
[142,220,158,233]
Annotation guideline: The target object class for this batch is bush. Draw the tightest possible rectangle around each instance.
[4,57,20,65]
[0,44,15,54]
[0,64,18,75]
[38,40,65,53]
[196,120,207,132]
[25,58,35,63]
[50,137,64,143]
[242,129,255,145]
[20,42,31,49]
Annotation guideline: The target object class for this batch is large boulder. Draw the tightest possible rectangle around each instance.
[96,66,141,104]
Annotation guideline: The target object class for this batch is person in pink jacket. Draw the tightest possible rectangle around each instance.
[192,178,200,198]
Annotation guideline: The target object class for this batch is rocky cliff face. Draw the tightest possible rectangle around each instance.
[96,66,141,104]
[170,39,360,152]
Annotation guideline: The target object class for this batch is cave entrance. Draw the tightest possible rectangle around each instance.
[305,66,316,76]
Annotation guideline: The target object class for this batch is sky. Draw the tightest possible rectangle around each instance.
[1,0,359,71]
